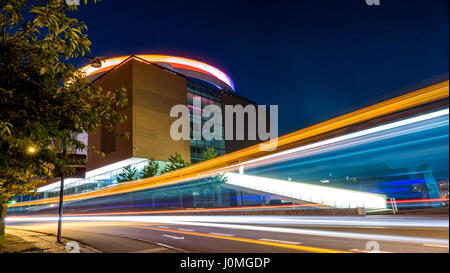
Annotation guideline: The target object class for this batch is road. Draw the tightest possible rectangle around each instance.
[5,215,449,253]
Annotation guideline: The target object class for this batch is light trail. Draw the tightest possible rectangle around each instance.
[223,173,387,209]
[237,109,449,168]
[5,203,325,218]
[5,198,446,218]
[60,203,325,216]
[388,198,449,204]
[127,225,351,253]
[225,109,449,172]
[7,80,449,208]
[6,215,448,245]
[142,221,449,245]
[6,215,448,229]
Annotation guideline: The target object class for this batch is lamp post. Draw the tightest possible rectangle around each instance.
[56,149,66,243]
[55,58,100,244]
[56,151,86,244]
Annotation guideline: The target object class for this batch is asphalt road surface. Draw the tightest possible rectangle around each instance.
[6,215,449,253]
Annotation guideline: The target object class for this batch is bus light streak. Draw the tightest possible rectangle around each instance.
[7,81,449,209]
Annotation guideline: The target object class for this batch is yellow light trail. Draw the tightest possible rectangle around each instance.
[129,225,352,253]
[8,80,449,208]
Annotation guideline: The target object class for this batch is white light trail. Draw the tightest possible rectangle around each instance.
[6,215,448,245]
[238,108,449,167]
[223,172,387,209]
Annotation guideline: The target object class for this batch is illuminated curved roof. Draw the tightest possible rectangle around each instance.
[80,55,235,91]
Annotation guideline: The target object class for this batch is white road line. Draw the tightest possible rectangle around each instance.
[209,232,235,237]
[160,220,449,245]
[259,238,302,245]
[156,243,175,249]
[155,242,188,253]
[157,226,169,229]
[423,244,449,248]
[162,234,184,240]
[178,228,195,232]
[130,247,168,253]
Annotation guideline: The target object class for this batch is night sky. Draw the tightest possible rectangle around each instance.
[74,0,449,135]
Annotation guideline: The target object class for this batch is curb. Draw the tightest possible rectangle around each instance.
[2,228,101,253]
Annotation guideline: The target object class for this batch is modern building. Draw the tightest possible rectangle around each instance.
[35,54,269,197]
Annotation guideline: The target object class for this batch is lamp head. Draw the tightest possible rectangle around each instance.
[90,60,102,68]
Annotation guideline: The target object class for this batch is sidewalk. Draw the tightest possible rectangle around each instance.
[0,228,100,253]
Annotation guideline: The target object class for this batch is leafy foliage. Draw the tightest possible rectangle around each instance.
[200,147,226,187]
[0,0,127,206]
[201,146,218,161]
[117,165,138,183]
[163,153,190,173]
[141,158,159,179]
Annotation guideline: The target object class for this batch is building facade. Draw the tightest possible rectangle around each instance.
[34,54,269,197]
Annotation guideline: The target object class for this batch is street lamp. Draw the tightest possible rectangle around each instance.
[27,146,37,154]
[89,58,102,68]
[58,53,103,69]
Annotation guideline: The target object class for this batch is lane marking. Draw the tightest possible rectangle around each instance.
[156,242,187,253]
[130,225,350,253]
[209,232,235,237]
[259,238,302,245]
[157,243,175,249]
[178,228,195,232]
[423,244,449,248]
[158,220,449,245]
[157,226,169,229]
[162,234,184,240]
[130,247,168,253]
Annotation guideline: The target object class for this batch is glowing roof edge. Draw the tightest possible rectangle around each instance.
[80,54,235,91]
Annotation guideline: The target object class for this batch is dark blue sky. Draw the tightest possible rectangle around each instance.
[75,0,449,135]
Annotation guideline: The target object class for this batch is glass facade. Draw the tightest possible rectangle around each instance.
[17,159,168,200]
[186,79,226,163]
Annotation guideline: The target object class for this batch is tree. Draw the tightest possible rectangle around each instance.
[141,158,159,179]
[0,0,128,241]
[163,153,190,173]
[117,165,138,183]
[200,146,226,190]
[201,146,218,161]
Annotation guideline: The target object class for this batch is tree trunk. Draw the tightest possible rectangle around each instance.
[0,201,7,244]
